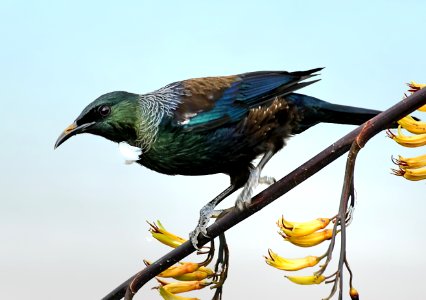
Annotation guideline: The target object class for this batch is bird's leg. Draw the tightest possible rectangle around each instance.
[235,150,275,210]
[190,184,238,249]
[258,175,276,185]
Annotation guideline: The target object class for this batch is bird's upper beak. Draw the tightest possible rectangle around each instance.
[54,121,95,149]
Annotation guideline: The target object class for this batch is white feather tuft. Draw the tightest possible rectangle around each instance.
[118,142,142,164]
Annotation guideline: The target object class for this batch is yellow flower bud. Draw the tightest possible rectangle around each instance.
[387,127,426,148]
[393,154,426,170]
[153,262,200,278]
[285,274,326,285]
[350,287,360,300]
[407,81,426,93]
[392,167,426,181]
[160,262,200,278]
[173,267,214,281]
[264,249,322,271]
[148,220,187,248]
[157,278,209,294]
[158,286,199,300]
[282,229,334,247]
[277,216,330,237]
[406,82,426,111]
[398,115,426,134]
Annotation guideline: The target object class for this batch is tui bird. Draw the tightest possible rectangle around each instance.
[55,68,384,246]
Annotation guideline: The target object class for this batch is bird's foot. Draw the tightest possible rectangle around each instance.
[235,169,276,210]
[189,202,223,249]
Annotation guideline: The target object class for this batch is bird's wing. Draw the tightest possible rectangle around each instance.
[171,68,322,132]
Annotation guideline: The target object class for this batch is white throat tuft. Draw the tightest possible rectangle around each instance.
[118,142,143,165]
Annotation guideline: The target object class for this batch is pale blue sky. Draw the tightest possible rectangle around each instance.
[1,1,426,299]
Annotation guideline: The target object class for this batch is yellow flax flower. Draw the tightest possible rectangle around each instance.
[407,81,426,111]
[158,286,199,300]
[148,220,187,248]
[157,278,209,294]
[173,266,214,281]
[158,262,200,278]
[392,154,426,170]
[144,260,200,278]
[277,216,330,237]
[408,81,426,91]
[392,167,426,181]
[397,115,426,134]
[387,126,426,148]
[285,274,326,285]
[281,229,334,247]
[264,249,323,271]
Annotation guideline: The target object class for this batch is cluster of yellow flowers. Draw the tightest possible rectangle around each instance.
[265,216,331,284]
[147,221,214,300]
[264,216,359,299]
[388,82,426,181]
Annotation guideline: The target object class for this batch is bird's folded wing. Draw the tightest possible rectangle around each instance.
[171,68,322,132]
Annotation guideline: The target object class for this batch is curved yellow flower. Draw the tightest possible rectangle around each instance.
[144,260,201,278]
[387,127,426,148]
[158,286,199,300]
[392,154,426,170]
[408,81,426,92]
[148,220,187,248]
[277,216,330,237]
[172,267,214,281]
[397,115,426,134]
[285,274,326,285]
[407,81,426,111]
[159,262,200,278]
[392,167,426,181]
[264,249,323,271]
[157,278,209,294]
[282,229,334,247]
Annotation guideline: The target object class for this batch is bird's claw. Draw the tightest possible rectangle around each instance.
[189,227,208,250]
[190,202,216,249]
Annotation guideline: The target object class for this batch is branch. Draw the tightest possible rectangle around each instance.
[102,88,426,300]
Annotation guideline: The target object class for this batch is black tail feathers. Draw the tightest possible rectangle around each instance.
[286,93,393,134]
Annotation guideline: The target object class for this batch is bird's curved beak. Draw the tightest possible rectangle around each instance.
[54,121,95,149]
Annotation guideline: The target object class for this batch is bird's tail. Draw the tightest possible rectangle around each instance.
[285,93,389,134]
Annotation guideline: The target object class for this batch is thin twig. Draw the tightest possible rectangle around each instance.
[336,142,360,300]
[102,88,426,300]
[345,258,354,289]
[212,233,229,300]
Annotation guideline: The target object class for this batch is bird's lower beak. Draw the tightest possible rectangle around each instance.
[54,121,95,149]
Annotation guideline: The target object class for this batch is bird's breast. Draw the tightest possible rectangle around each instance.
[137,99,300,176]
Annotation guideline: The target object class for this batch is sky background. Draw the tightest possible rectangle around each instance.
[1,1,426,299]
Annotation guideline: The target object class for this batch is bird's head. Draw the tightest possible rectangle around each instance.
[55,91,141,149]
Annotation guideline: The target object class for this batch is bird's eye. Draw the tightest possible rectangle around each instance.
[98,105,111,117]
